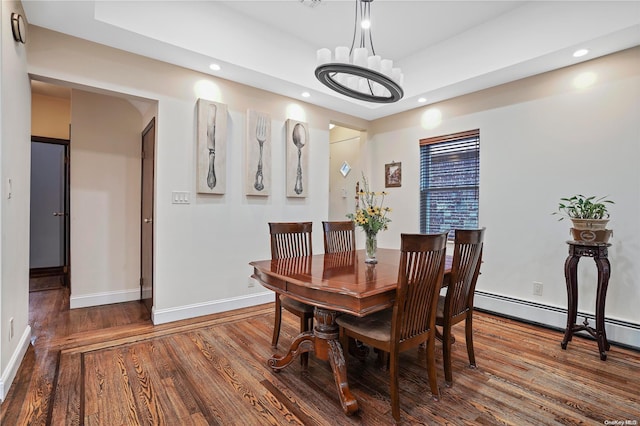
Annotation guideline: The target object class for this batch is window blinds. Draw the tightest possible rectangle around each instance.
[419,130,480,237]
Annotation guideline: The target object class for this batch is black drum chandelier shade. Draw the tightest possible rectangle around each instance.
[315,0,404,103]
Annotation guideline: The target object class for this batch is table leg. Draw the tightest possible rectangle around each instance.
[267,307,359,415]
[594,256,611,360]
[561,254,580,349]
[268,331,315,371]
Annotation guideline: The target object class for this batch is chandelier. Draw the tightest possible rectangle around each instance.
[315,0,403,103]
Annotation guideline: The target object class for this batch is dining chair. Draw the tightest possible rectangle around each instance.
[436,228,485,386]
[336,232,448,422]
[268,222,315,367]
[322,221,356,253]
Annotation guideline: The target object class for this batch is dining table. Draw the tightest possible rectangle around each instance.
[249,248,453,415]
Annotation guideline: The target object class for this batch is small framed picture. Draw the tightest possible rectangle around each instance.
[385,162,401,188]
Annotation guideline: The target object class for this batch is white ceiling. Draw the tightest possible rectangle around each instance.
[23,0,640,120]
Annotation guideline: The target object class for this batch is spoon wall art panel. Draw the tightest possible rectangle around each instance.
[285,119,309,198]
[246,110,271,196]
[196,98,228,194]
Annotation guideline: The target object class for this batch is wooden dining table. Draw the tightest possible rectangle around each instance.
[249,248,452,415]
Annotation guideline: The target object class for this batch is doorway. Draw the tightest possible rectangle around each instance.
[328,124,364,222]
[29,137,70,291]
[30,80,156,319]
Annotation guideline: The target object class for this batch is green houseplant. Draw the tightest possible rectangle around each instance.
[554,194,614,243]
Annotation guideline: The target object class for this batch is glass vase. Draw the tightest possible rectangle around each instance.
[365,232,378,264]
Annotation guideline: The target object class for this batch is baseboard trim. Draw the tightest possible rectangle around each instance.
[70,288,140,309]
[146,289,640,349]
[152,291,274,325]
[475,291,640,350]
[0,325,32,401]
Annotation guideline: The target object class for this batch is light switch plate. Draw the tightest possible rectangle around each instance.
[172,191,190,204]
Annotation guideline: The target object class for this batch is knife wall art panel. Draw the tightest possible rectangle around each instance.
[285,119,309,198]
[196,99,227,194]
[246,110,271,196]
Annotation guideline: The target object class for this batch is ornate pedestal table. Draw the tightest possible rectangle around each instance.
[250,249,451,415]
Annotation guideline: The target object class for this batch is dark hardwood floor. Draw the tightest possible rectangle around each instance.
[29,274,64,292]
[2,287,639,425]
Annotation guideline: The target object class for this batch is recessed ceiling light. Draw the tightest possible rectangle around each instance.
[418,97,427,103]
[329,123,335,130]
[573,49,589,58]
[209,63,221,71]
[301,92,311,98]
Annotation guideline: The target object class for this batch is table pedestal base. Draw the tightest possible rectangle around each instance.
[268,307,358,415]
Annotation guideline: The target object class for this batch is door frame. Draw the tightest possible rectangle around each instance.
[140,118,155,315]
[29,136,71,287]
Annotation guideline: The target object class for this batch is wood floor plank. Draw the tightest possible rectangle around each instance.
[50,352,82,426]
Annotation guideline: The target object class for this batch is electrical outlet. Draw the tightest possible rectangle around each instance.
[533,282,543,296]
[9,317,14,340]
[248,277,255,288]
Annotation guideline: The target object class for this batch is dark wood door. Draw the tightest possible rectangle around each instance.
[141,119,155,314]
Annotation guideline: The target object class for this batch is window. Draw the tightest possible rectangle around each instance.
[419,129,479,237]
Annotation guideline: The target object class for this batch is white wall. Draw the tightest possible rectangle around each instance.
[69,89,143,307]
[26,26,368,324]
[369,47,640,343]
[0,0,32,400]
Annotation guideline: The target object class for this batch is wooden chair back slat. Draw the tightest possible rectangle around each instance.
[393,233,447,344]
[322,221,356,254]
[446,228,485,318]
[269,222,313,259]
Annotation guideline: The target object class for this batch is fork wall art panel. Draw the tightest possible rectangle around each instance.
[246,110,271,196]
[196,99,228,194]
[285,119,309,198]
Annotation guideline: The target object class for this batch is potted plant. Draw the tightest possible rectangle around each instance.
[554,194,614,243]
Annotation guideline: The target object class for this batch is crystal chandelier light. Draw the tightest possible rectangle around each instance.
[315,0,403,103]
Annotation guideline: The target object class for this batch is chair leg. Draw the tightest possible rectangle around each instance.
[390,350,400,422]
[376,349,389,371]
[435,326,444,342]
[351,339,370,362]
[271,295,282,349]
[465,313,476,368]
[426,333,440,399]
[443,322,453,386]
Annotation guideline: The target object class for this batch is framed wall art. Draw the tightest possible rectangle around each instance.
[385,161,401,188]
[196,98,228,194]
[246,110,271,196]
[285,119,309,198]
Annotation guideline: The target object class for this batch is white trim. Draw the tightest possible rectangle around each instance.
[0,325,32,401]
[70,288,140,309]
[475,291,640,350]
[152,291,273,325]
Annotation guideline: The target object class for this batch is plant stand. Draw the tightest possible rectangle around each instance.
[561,241,611,360]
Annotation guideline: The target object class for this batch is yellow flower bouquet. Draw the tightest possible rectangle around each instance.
[347,175,392,263]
